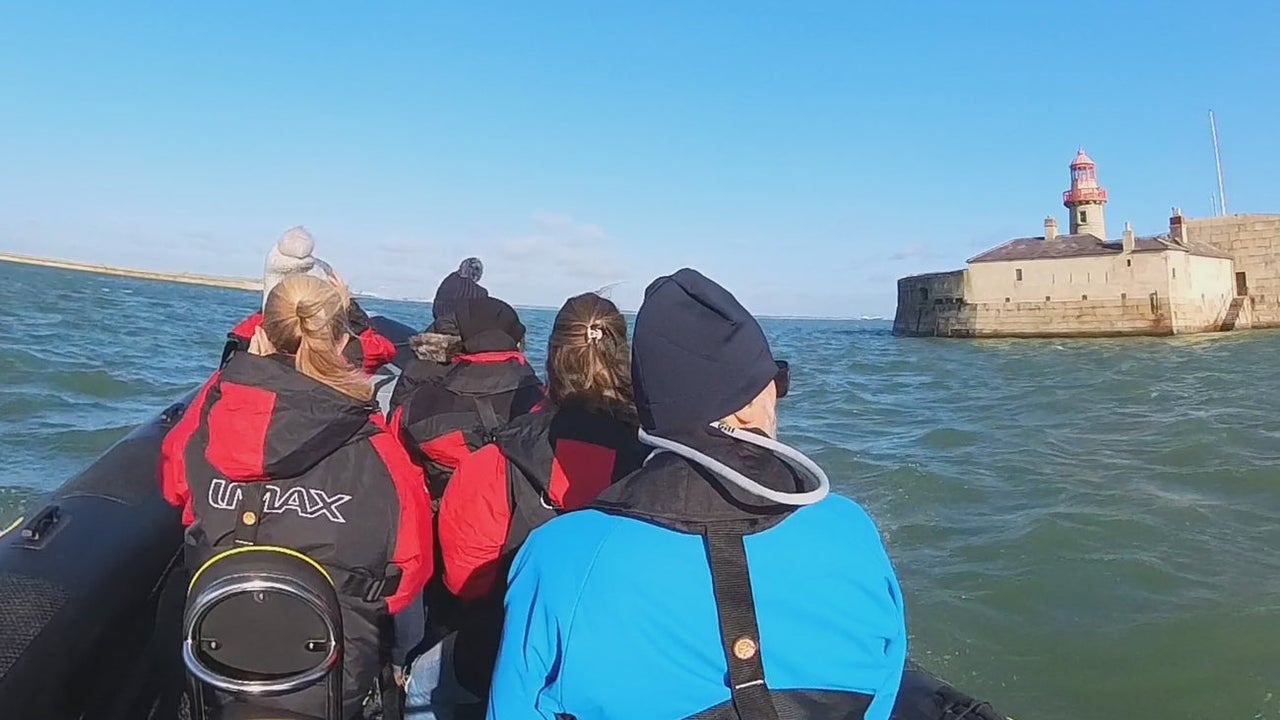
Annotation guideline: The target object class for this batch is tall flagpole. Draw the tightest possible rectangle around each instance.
[1210,110,1228,215]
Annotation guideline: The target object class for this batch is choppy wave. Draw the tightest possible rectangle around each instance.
[0,262,1277,719]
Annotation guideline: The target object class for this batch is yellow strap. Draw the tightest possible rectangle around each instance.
[0,516,23,539]
[189,545,333,592]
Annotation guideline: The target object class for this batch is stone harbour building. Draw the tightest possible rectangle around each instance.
[894,150,1280,337]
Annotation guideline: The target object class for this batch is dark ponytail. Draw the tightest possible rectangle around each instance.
[546,293,635,422]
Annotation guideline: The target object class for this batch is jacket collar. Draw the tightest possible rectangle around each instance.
[591,425,802,534]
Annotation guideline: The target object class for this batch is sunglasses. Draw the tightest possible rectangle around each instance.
[774,360,790,399]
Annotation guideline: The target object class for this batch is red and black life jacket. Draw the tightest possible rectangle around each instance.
[493,407,648,557]
[396,352,544,501]
[173,353,432,719]
[448,406,648,697]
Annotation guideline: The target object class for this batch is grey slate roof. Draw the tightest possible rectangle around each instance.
[967,233,1232,263]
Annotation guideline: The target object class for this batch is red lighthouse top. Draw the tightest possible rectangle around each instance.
[1063,148,1108,206]
[1070,148,1095,168]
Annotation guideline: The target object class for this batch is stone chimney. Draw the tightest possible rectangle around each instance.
[1169,207,1188,246]
[1122,222,1135,253]
[1044,216,1058,241]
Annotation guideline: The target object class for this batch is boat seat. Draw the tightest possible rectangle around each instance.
[183,546,345,720]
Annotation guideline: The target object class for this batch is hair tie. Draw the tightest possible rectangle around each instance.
[586,326,604,343]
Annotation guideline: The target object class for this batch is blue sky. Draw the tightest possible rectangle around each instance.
[1,2,1277,317]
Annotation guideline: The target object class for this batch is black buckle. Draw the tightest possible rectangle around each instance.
[939,692,998,720]
[360,572,402,603]
[159,402,187,427]
[363,578,386,603]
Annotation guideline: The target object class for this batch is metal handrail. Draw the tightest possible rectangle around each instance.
[1063,188,1109,203]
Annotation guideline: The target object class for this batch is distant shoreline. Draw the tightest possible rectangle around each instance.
[0,252,886,319]
[0,252,261,292]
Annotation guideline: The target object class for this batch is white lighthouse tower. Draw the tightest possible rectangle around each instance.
[1063,149,1108,239]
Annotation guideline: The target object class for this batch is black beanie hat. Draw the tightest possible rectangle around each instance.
[455,296,526,354]
[432,262,489,321]
[631,268,777,434]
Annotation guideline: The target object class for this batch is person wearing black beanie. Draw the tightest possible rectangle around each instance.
[393,259,497,407]
[431,257,489,322]
[630,267,783,436]
[454,296,526,355]
[392,296,543,658]
[395,295,542,500]
[485,268,908,720]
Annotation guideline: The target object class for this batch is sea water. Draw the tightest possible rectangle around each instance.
[0,261,1276,719]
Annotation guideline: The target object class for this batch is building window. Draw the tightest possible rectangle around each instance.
[1121,293,1127,302]
[1015,268,1022,281]
[1082,294,1088,300]
[1127,259,1132,267]
[1045,296,1051,302]
[1079,210,1088,224]
[919,287,929,302]
[1172,268,1177,279]
[1004,297,1010,303]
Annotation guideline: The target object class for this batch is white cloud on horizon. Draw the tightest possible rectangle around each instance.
[345,212,637,310]
[0,211,909,317]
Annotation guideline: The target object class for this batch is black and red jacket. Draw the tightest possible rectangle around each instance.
[159,353,432,718]
[387,318,462,413]
[436,405,647,696]
[394,351,545,501]
[438,406,646,600]
[221,300,397,374]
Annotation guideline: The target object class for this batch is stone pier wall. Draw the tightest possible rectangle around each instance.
[893,274,1180,337]
[1186,214,1280,328]
[960,296,1172,337]
[897,293,1246,338]
[893,271,967,336]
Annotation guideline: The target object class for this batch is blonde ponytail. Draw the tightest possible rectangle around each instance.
[262,274,373,402]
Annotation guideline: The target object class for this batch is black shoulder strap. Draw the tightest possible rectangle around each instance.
[373,373,399,399]
[232,482,266,547]
[475,395,502,434]
[380,665,405,720]
[704,523,780,720]
[219,337,244,368]
[501,460,562,558]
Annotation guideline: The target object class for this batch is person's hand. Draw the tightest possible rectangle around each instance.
[248,326,276,356]
[392,664,408,689]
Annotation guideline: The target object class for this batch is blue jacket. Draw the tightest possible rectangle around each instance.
[487,429,907,720]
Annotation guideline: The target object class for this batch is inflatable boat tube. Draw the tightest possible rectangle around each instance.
[0,316,1011,720]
